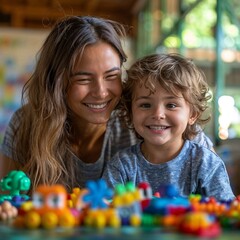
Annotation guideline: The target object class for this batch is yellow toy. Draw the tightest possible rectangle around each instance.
[112,182,142,226]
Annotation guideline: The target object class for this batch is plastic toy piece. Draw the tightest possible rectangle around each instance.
[112,182,142,226]
[68,187,88,210]
[218,198,240,228]
[83,179,113,209]
[0,170,31,203]
[189,194,227,215]
[0,201,18,221]
[144,195,190,216]
[179,212,221,237]
[14,184,77,229]
[24,211,41,229]
[138,182,152,210]
[113,182,141,207]
[10,181,240,236]
[158,184,179,198]
[84,208,121,228]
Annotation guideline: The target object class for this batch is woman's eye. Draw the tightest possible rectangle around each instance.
[106,74,119,81]
[76,79,91,84]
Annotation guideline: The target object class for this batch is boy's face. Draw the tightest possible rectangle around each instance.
[131,82,196,151]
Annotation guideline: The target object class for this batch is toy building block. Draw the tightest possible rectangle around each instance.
[0,201,18,221]
[138,182,152,210]
[0,170,31,206]
[112,182,142,226]
[13,184,77,229]
[179,212,221,237]
[83,179,113,209]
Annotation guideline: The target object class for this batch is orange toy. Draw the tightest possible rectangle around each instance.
[15,184,78,229]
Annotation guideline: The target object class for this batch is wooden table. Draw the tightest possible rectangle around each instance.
[0,223,239,240]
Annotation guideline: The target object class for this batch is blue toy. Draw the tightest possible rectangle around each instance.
[83,179,113,209]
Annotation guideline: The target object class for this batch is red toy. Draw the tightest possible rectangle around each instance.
[179,212,221,237]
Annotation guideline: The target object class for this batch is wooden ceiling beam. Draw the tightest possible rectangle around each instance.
[84,0,100,12]
[0,4,134,26]
[0,1,141,36]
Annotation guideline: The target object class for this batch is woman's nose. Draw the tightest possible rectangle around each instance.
[92,79,108,98]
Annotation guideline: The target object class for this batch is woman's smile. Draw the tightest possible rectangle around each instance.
[83,101,110,111]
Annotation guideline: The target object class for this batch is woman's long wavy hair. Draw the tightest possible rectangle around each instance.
[120,53,211,140]
[12,16,127,193]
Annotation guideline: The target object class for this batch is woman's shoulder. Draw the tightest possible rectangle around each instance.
[0,108,24,159]
[107,110,138,144]
[4,108,24,132]
[9,108,23,122]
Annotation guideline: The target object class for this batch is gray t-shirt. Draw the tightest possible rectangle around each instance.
[1,109,213,188]
[102,140,235,201]
[0,109,137,188]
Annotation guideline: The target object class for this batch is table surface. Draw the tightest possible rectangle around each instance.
[0,223,240,240]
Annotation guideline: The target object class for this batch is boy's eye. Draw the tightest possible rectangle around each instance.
[167,103,177,109]
[140,103,151,109]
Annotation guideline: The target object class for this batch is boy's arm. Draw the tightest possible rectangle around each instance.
[201,160,235,201]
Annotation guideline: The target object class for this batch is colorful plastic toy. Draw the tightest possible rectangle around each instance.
[144,194,190,216]
[0,201,18,221]
[112,182,142,226]
[14,184,78,229]
[0,170,31,204]
[179,212,221,237]
[158,184,179,198]
[84,208,121,228]
[80,179,120,228]
[83,179,113,209]
[218,198,240,228]
[138,182,152,210]
[189,194,227,215]
[67,187,89,210]
[9,180,240,238]
[139,184,192,227]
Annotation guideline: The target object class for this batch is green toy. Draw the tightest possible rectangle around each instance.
[0,170,31,202]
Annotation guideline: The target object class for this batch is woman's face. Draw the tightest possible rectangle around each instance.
[67,42,122,125]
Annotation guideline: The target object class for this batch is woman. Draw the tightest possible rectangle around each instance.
[0,16,213,192]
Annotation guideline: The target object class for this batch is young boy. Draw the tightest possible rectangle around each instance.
[102,53,235,201]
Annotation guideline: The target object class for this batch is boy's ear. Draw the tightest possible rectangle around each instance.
[188,112,199,125]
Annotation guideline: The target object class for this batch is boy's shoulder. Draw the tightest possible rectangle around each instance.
[188,140,216,154]
[187,140,222,164]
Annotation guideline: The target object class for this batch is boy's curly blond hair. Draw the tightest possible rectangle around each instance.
[119,53,212,140]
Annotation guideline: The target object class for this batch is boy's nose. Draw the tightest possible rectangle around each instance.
[152,107,166,120]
